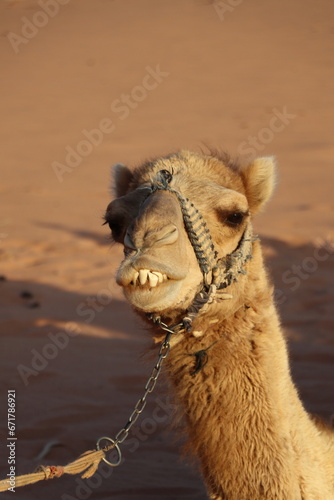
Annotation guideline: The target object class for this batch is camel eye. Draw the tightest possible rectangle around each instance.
[226,212,245,227]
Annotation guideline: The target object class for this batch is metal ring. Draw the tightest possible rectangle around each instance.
[96,436,122,467]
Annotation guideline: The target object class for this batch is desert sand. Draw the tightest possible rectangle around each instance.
[0,0,333,499]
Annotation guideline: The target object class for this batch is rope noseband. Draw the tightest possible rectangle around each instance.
[147,169,256,333]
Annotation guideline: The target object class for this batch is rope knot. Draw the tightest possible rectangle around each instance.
[151,169,173,191]
[35,465,64,480]
[182,317,193,332]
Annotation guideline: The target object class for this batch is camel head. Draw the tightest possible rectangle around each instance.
[104,151,276,322]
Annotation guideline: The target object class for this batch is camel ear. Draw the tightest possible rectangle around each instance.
[112,163,133,198]
[242,156,276,214]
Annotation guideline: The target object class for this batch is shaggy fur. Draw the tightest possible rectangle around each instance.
[104,150,334,500]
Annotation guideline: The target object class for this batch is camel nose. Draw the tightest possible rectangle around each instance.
[125,223,179,250]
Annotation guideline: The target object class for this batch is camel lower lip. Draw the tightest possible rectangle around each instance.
[122,279,183,312]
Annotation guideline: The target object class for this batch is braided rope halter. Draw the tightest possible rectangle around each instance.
[146,168,256,334]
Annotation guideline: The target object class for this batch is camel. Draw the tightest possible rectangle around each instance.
[104,150,334,500]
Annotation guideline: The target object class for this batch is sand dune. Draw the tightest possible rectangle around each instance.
[0,0,333,498]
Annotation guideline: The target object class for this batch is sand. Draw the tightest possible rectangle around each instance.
[0,0,333,498]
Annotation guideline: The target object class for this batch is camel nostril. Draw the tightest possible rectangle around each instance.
[153,225,179,247]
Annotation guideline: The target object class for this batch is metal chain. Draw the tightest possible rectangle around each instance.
[96,322,176,467]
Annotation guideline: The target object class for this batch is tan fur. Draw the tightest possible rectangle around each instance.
[105,150,334,500]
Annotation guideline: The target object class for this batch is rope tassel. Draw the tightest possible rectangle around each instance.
[0,446,113,492]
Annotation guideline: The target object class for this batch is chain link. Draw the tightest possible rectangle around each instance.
[96,325,176,466]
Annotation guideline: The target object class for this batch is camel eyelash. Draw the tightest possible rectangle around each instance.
[217,209,249,227]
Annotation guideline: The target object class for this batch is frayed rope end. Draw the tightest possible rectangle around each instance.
[0,448,107,492]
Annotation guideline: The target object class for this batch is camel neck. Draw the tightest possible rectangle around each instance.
[164,293,308,499]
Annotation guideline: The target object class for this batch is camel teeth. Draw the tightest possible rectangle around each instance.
[139,269,148,285]
[134,269,168,287]
[152,271,163,283]
[133,271,139,285]
[148,272,159,288]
